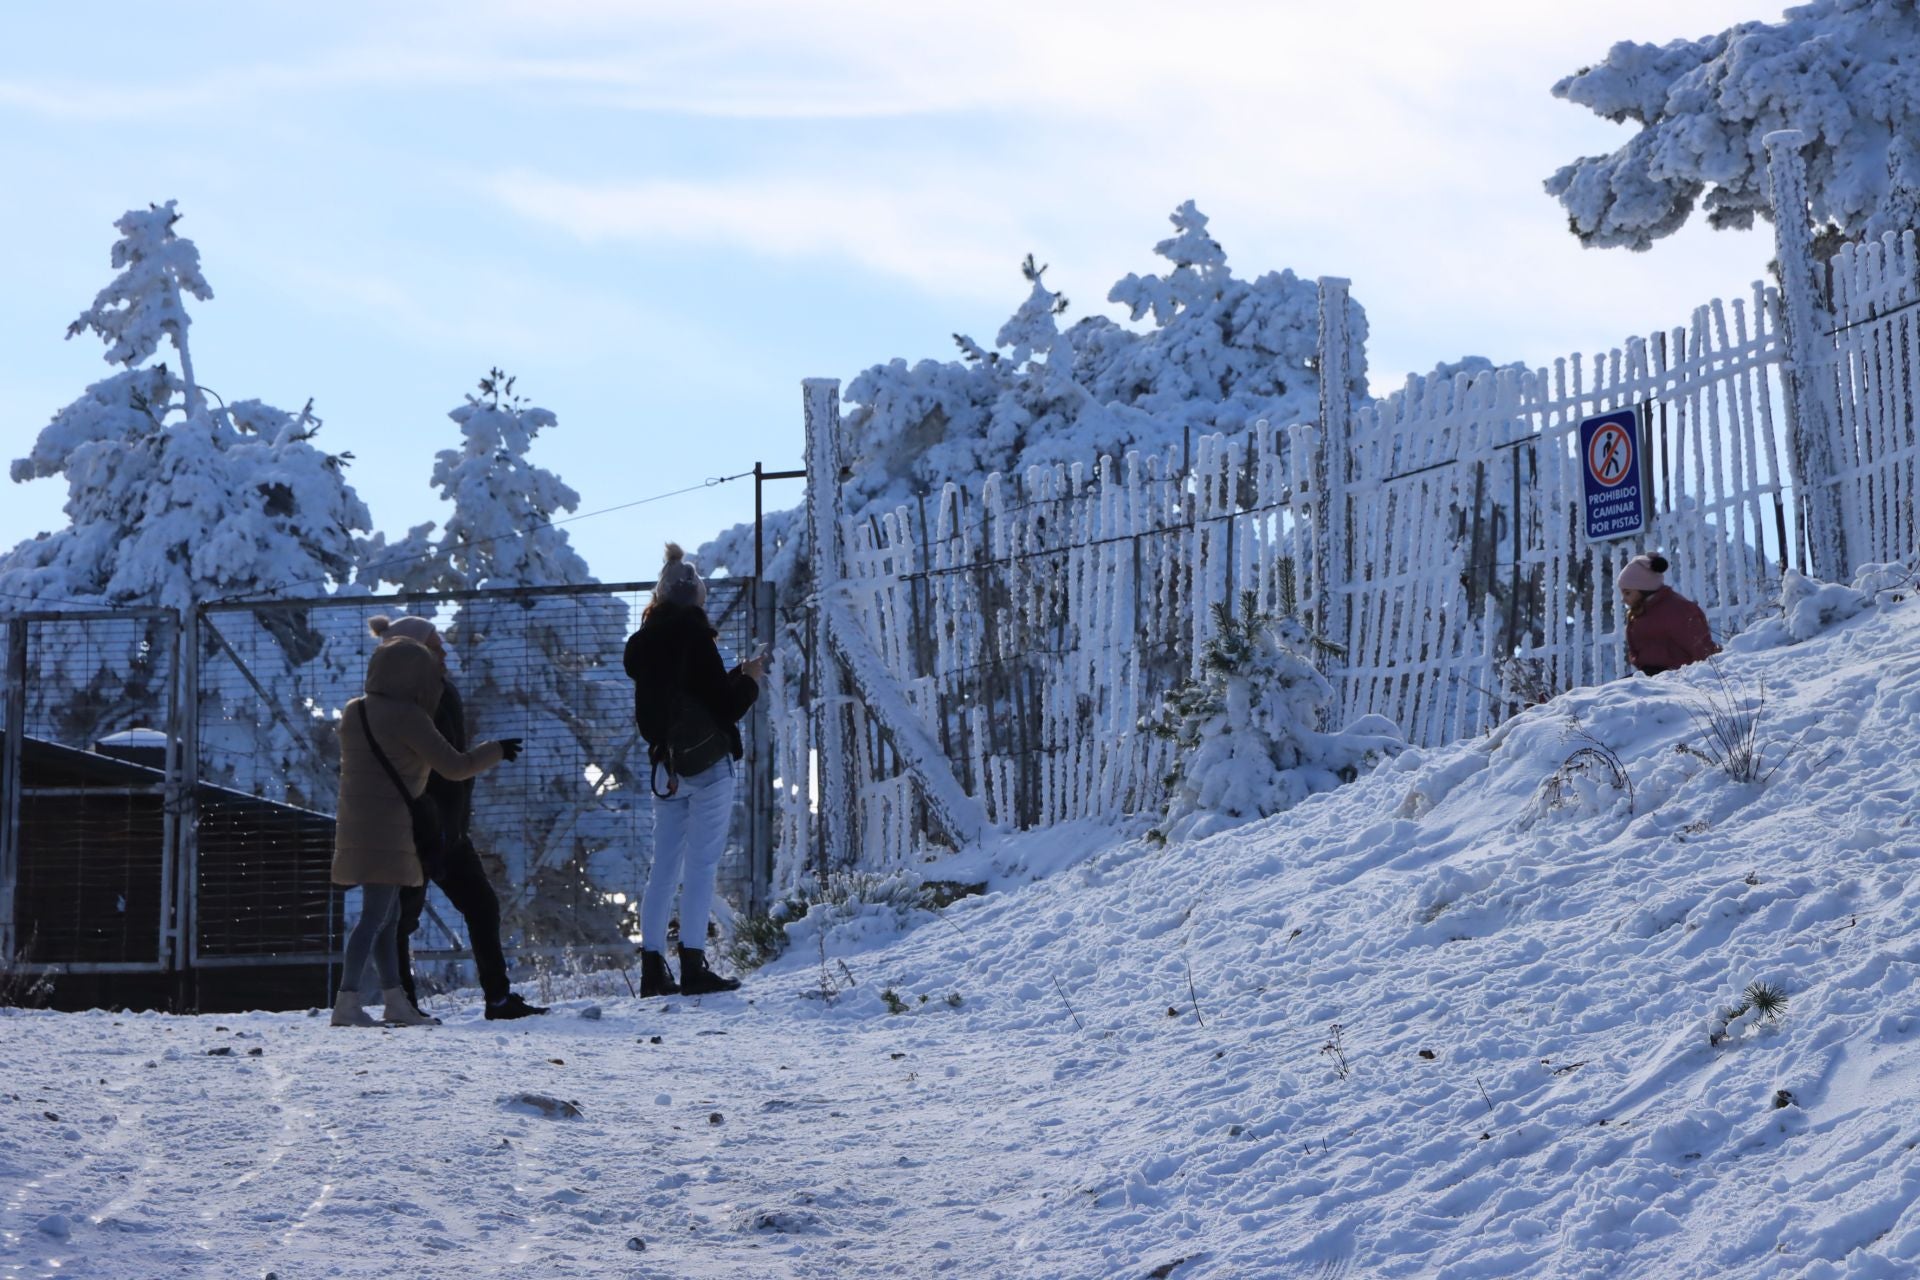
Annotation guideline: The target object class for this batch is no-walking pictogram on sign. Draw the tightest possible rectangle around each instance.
[1578,407,1647,542]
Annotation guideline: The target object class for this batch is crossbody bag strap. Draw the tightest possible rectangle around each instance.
[355,700,418,808]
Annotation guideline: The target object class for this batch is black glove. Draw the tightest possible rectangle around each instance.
[497,737,524,763]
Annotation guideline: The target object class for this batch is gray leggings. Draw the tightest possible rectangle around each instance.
[341,884,402,995]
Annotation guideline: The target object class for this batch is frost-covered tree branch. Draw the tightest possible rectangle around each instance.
[67,200,214,413]
[1545,0,1920,251]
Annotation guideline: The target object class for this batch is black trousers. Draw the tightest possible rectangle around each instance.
[396,839,511,1006]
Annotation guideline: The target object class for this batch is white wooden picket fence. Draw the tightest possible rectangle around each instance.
[1830,228,1920,570]
[784,133,1920,876]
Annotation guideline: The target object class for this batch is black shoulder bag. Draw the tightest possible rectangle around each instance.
[355,701,447,880]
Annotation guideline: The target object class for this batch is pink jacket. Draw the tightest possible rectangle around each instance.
[1626,588,1719,676]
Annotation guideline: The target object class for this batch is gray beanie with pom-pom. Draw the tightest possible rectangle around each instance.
[367,614,440,644]
[655,542,705,607]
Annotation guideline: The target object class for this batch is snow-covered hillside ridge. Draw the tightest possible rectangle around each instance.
[760,568,1920,1276]
[5,575,1920,1279]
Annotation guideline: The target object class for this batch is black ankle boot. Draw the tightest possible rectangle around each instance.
[639,949,680,997]
[677,947,740,995]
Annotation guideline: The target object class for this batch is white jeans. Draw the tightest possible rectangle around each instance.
[642,758,735,952]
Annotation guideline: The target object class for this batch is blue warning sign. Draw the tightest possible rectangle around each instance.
[1579,407,1647,542]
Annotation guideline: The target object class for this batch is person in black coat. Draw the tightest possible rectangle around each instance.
[625,544,763,997]
[371,615,546,1021]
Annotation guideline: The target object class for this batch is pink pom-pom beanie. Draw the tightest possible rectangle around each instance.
[1615,554,1668,593]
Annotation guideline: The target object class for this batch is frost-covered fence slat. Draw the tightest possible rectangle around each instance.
[1829,230,1920,567]
[765,659,811,904]
[1768,131,1853,580]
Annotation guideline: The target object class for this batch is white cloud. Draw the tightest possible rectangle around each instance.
[487,171,1037,302]
[0,2,1770,125]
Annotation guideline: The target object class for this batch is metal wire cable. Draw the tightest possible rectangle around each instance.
[207,469,756,605]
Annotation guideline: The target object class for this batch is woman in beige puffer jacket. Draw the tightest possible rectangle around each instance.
[330,636,512,1026]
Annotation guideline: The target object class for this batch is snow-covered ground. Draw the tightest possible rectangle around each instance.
[5,581,1920,1279]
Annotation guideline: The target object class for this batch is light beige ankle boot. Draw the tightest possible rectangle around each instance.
[331,989,376,1027]
[382,988,440,1026]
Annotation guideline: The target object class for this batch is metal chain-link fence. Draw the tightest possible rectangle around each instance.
[2,609,179,973]
[1,579,775,1007]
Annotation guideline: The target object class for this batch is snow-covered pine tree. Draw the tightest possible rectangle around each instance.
[1545,0,1920,254]
[0,202,373,795]
[365,370,632,947]
[1141,590,1402,844]
[697,201,1365,604]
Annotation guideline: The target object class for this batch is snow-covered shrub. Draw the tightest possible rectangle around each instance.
[1850,559,1916,600]
[1728,563,1906,653]
[1520,728,1634,831]
[1546,0,1920,253]
[1780,569,1872,642]
[698,202,1366,606]
[1141,591,1403,843]
[768,870,936,974]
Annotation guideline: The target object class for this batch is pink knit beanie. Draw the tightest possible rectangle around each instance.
[1615,554,1668,593]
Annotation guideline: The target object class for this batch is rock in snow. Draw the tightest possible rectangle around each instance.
[500,1093,583,1120]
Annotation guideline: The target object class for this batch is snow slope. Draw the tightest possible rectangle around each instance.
[4,585,1920,1278]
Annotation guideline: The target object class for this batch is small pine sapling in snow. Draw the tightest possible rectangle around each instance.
[724,890,831,974]
[1745,981,1788,1020]
[1708,979,1790,1046]
[1141,590,1400,843]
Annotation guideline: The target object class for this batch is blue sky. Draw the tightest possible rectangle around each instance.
[0,0,1777,590]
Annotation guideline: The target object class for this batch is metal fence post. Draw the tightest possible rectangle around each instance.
[156,611,180,969]
[751,578,777,913]
[0,620,25,962]
[176,608,202,972]
[803,378,853,875]
[1765,129,1850,580]
[1315,276,1356,671]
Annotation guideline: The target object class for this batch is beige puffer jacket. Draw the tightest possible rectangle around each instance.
[332,638,505,887]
